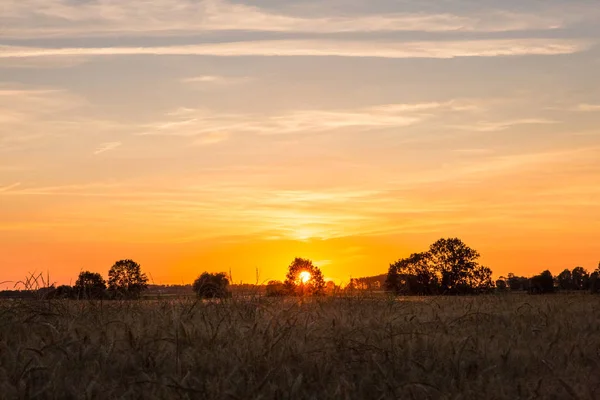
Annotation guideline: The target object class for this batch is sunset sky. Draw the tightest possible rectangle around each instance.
[1,0,599,286]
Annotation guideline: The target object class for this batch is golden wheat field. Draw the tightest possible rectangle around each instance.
[1,294,599,399]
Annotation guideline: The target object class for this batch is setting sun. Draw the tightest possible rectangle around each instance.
[299,271,312,284]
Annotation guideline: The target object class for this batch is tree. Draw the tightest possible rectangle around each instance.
[108,259,148,298]
[571,267,590,290]
[495,279,508,292]
[74,271,106,299]
[48,285,75,299]
[284,258,326,296]
[428,238,491,294]
[557,269,573,291]
[529,270,555,294]
[590,264,600,294]
[507,273,529,291]
[386,252,439,295]
[193,272,230,299]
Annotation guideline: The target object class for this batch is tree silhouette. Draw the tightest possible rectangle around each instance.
[386,252,438,295]
[590,263,600,294]
[428,238,485,293]
[74,271,106,299]
[571,267,590,290]
[557,269,573,291]
[193,272,230,299]
[529,270,555,294]
[284,258,326,296]
[386,238,492,295]
[108,259,148,299]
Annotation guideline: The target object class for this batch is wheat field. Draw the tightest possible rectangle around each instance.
[1,294,599,399]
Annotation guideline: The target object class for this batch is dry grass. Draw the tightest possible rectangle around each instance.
[1,294,599,399]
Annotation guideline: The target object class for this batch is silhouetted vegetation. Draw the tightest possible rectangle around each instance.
[265,280,287,297]
[192,272,231,299]
[108,259,148,299]
[74,271,106,299]
[386,238,493,295]
[528,270,555,294]
[284,258,326,296]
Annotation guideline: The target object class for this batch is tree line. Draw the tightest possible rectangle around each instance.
[385,237,600,296]
[3,238,598,299]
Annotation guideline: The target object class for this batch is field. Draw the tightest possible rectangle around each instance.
[1,294,599,399]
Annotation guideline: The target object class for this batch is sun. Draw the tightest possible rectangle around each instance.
[299,271,311,284]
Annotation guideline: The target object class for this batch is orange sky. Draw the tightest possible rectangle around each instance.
[1,0,599,287]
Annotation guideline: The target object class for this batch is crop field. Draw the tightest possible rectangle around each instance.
[1,294,599,399]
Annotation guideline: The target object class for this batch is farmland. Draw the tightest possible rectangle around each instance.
[1,294,599,399]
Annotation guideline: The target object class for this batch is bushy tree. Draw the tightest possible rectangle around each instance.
[193,272,230,299]
[428,238,487,293]
[74,271,106,299]
[284,258,326,296]
[557,269,573,291]
[529,270,555,294]
[572,267,590,290]
[386,238,492,295]
[507,273,530,291]
[108,259,148,299]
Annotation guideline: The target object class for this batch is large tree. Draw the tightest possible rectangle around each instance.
[108,259,148,298]
[74,271,106,299]
[386,238,493,295]
[428,238,491,293]
[284,258,326,296]
[193,272,230,299]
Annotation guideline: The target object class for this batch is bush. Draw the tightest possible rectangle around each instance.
[193,272,230,299]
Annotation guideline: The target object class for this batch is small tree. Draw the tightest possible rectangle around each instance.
[193,272,230,299]
[284,258,326,296]
[557,269,573,291]
[74,271,106,299]
[529,270,555,294]
[495,279,508,292]
[572,267,590,290]
[386,252,439,295]
[108,259,148,299]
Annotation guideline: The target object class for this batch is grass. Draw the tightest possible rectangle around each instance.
[1,294,599,399]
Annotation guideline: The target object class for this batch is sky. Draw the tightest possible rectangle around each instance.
[1,0,599,287]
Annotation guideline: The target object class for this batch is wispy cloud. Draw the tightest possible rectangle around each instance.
[94,141,122,155]
[138,101,473,138]
[181,75,252,85]
[1,0,571,38]
[0,38,589,60]
[0,183,21,192]
[452,118,558,132]
[573,104,600,112]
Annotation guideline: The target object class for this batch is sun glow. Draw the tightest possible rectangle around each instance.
[299,271,311,284]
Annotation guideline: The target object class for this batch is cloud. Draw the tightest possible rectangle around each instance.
[573,104,600,112]
[93,141,122,154]
[0,38,589,60]
[0,183,21,193]
[181,75,252,85]
[138,101,470,138]
[452,118,558,132]
[0,0,570,38]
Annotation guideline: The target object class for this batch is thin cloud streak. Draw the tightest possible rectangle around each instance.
[94,141,122,155]
[1,0,570,38]
[0,39,590,59]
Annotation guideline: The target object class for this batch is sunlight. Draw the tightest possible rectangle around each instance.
[299,271,311,284]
